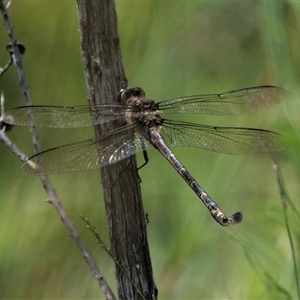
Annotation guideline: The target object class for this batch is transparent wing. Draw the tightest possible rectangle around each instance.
[162,120,289,154]
[158,86,290,115]
[3,104,130,128]
[21,123,153,175]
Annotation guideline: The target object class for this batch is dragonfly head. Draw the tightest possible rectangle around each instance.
[118,87,145,103]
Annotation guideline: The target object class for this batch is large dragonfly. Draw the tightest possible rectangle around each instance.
[3,86,289,226]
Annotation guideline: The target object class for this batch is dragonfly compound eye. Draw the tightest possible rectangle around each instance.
[118,87,146,103]
[132,87,145,97]
[117,88,128,103]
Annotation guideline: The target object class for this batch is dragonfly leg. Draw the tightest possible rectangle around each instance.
[135,150,149,183]
[110,156,142,188]
[137,150,149,171]
[145,213,149,224]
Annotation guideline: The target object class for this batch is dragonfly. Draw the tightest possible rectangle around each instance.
[3,86,289,226]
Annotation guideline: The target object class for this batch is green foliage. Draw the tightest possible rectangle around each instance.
[0,1,299,299]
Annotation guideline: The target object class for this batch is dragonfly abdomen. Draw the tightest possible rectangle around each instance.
[148,127,242,226]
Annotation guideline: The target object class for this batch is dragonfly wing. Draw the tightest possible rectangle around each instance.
[95,125,153,166]
[162,120,289,155]
[3,104,128,128]
[158,86,290,115]
[21,123,153,175]
[21,137,103,175]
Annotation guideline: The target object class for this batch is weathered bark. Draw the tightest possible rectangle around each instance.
[75,1,157,299]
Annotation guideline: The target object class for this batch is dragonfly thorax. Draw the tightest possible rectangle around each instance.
[125,96,163,129]
[120,87,162,128]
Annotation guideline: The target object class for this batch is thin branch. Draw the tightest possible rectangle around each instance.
[0,130,27,162]
[81,215,147,300]
[0,1,116,299]
[0,56,12,76]
[272,161,300,299]
[0,0,39,152]
[0,92,26,160]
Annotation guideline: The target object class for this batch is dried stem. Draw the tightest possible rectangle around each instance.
[76,0,157,299]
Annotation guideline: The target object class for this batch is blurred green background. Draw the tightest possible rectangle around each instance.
[1,1,300,299]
